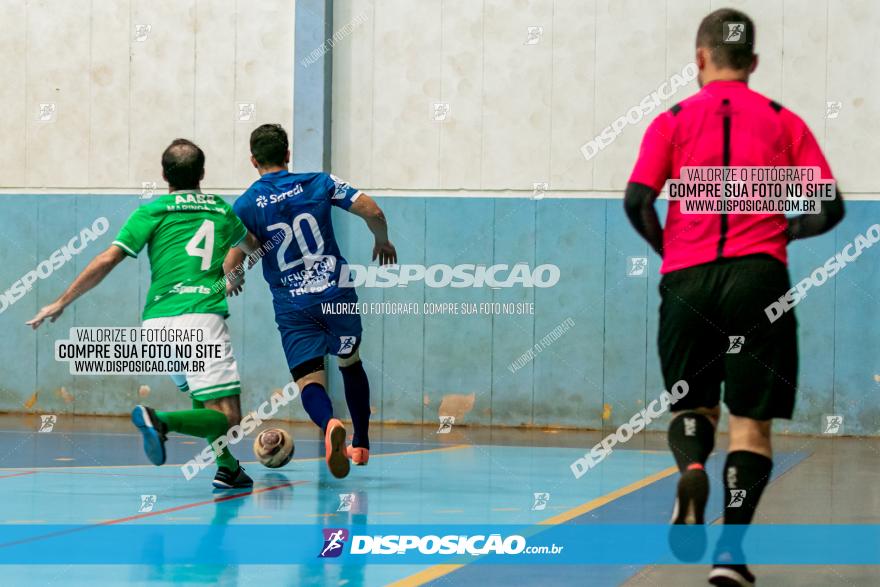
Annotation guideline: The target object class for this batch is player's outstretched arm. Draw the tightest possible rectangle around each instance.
[26,245,127,329]
[624,182,664,256]
[223,232,261,296]
[349,194,397,265]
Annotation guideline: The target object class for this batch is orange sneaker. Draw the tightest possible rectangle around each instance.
[347,446,370,466]
[324,419,350,479]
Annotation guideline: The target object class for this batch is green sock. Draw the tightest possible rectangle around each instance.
[156,408,228,437]
[156,407,239,471]
[207,431,239,471]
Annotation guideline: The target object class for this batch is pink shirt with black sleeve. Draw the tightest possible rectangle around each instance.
[629,80,835,274]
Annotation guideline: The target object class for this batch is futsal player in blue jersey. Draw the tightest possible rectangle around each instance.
[231,124,396,479]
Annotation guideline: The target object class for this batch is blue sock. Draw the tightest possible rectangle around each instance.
[340,361,370,449]
[301,382,333,431]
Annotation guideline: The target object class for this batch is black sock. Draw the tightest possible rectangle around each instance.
[723,450,772,525]
[715,450,773,564]
[667,412,715,472]
[340,360,371,449]
[300,382,333,431]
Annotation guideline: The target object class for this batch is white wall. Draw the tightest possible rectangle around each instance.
[0,0,295,191]
[331,0,880,196]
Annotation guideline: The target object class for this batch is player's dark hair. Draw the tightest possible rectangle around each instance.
[250,124,289,167]
[161,138,205,190]
[696,8,756,71]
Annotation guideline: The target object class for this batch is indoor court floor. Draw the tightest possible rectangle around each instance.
[0,414,876,586]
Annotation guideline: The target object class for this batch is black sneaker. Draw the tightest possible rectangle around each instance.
[213,464,254,490]
[668,467,709,561]
[131,405,167,466]
[672,467,709,524]
[708,564,755,586]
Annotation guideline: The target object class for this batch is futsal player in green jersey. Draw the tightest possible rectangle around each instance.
[28,139,259,489]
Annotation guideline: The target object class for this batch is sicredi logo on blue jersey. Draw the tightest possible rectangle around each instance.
[233,171,361,311]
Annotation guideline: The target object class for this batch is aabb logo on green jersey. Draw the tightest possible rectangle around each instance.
[174,193,217,205]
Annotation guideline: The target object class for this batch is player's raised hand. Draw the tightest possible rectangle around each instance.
[372,240,397,266]
[26,302,65,329]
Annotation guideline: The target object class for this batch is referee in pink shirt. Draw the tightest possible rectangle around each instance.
[625,8,844,586]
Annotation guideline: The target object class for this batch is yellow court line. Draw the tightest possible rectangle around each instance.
[0,444,470,472]
[539,465,677,526]
[388,465,678,587]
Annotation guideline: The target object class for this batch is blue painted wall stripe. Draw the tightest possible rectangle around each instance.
[1,196,877,436]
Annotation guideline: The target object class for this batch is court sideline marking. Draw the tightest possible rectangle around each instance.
[0,480,306,550]
[0,443,470,471]
[0,444,471,550]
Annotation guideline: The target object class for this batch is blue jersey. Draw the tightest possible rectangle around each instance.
[233,170,361,311]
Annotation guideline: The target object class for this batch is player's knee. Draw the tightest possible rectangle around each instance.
[291,356,325,383]
[224,406,242,428]
[729,414,772,446]
[205,398,241,428]
[337,348,361,369]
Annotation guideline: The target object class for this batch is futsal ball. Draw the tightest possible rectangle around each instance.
[253,428,294,468]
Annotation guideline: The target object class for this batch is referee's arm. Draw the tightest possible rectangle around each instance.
[624,113,674,256]
[783,114,845,241]
[785,189,845,241]
[624,182,664,255]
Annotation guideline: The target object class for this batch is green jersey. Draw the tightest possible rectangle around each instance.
[113,191,248,320]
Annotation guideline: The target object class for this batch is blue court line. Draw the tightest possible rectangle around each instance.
[419,450,811,587]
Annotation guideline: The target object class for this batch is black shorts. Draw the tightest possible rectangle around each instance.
[658,255,798,420]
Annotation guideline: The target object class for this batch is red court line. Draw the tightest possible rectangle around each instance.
[0,480,307,549]
[0,471,37,480]
[37,470,185,479]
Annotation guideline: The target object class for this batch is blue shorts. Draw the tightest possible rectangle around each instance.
[275,290,363,369]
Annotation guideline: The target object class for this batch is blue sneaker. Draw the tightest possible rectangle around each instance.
[131,405,167,466]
